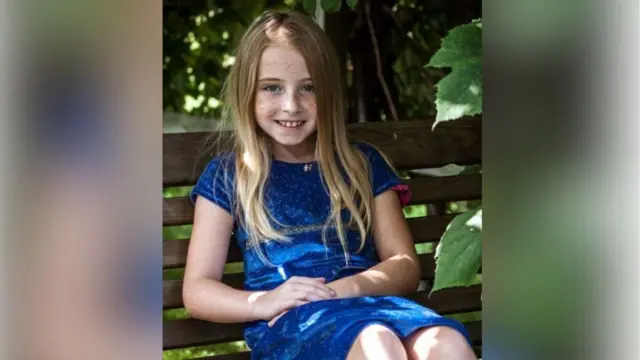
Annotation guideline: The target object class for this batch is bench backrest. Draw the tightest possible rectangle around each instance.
[163,118,482,358]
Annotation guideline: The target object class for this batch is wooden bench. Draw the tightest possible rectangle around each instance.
[163,117,482,359]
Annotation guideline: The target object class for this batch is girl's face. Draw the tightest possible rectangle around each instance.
[254,44,317,153]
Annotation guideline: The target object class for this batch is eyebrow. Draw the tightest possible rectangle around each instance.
[258,77,312,82]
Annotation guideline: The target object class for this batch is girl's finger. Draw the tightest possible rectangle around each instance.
[290,278,335,296]
[284,298,309,310]
[291,283,334,299]
[268,311,288,327]
[294,290,330,302]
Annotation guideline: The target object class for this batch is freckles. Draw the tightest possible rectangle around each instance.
[255,97,269,116]
[255,97,265,110]
[255,95,277,114]
[303,97,317,114]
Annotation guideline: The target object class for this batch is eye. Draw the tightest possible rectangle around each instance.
[300,84,314,93]
[262,84,282,93]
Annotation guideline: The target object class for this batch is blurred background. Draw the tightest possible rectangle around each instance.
[1,0,637,359]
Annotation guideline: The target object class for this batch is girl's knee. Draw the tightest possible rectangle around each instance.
[406,326,476,360]
[359,324,404,349]
[348,324,407,360]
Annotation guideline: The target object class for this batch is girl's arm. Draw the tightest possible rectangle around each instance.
[183,197,336,323]
[327,190,422,298]
[182,197,263,323]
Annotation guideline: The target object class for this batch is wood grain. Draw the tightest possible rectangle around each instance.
[163,118,481,187]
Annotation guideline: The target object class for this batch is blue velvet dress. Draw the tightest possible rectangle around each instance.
[190,143,471,359]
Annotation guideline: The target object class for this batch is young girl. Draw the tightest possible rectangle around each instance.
[183,10,477,360]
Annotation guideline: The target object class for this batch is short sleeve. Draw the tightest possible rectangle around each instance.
[356,142,411,206]
[189,154,236,215]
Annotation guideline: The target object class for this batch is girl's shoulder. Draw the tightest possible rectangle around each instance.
[350,141,409,202]
[189,152,236,211]
[351,140,376,154]
[195,152,237,186]
[351,141,389,167]
[201,151,236,174]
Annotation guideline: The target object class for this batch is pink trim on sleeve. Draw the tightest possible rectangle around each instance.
[392,184,411,206]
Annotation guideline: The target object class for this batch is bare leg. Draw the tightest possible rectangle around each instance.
[346,324,408,360]
[404,326,477,360]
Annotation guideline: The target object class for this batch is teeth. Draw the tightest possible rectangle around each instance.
[277,121,303,128]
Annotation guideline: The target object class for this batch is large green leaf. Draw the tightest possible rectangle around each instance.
[303,0,317,15]
[427,19,482,128]
[321,0,341,12]
[431,207,482,294]
[346,0,358,9]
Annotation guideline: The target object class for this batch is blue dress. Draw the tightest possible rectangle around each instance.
[190,143,471,359]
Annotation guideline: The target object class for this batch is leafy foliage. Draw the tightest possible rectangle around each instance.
[320,0,341,12]
[389,2,457,120]
[163,0,476,122]
[428,18,483,294]
[432,208,482,293]
[163,341,249,360]
[299,0,354,13]
[163,1,282,118]
[302,0,317,14]
[427,19,482,127]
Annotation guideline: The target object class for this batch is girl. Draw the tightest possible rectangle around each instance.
[183,10,477,360]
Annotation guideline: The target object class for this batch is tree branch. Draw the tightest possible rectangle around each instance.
[364,0,399,121]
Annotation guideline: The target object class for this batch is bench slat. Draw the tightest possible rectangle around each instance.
[163,214,456,269]
[408,174,482,205]
[163,285,482,350]
[163,175,481,227]
[163,118,481,187]
[164,253,443,309]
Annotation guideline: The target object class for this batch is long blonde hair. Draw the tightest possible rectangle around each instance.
[219,10,376,265]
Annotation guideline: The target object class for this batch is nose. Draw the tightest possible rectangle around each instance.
[281,89,300,114]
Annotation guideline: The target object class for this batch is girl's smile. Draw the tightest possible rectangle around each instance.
[254,44,317,160]
[274,120,306,128]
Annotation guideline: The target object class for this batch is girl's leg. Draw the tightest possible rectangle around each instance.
[403,326,477,360]
[346,324,408,360]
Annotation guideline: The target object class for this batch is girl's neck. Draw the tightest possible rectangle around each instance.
[270,138,316,163]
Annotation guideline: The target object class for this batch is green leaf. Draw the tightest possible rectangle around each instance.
[321,0,341,12]
[427,20,482,127]
[303,0,317,15]
[431,207,482,294]
[346,0,358,9]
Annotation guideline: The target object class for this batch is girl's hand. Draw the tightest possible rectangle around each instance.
[268,310,289,327]
[251,276,336,323]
